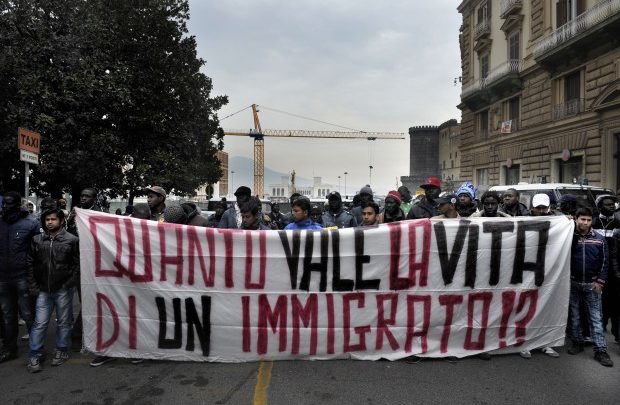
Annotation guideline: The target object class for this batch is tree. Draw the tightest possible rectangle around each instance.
[0,0,227,202]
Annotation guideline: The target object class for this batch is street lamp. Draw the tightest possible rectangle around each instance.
[230,170,235,198]
[369,166,373,186]
[338,175,341,193]
[344,171,348,198]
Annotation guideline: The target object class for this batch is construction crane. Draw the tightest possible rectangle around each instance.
[224,104,405,197]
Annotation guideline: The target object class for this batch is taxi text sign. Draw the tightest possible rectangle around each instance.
[17,127,41,154]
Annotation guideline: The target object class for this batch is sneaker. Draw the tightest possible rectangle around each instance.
[568,342,584,355]
[594,351,614,367]
[27,357,42,373]
[519,350,532,359]
[51,350,69,366]
[0,350,18,363]
[130,358,144,364]
[477,352,491,360]
[90,355,115,367]
[541,347,559,358]
[20,333,29,341]
[18,318,26,326]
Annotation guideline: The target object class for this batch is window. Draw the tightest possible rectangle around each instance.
[480,53,489,79]
[556,0,585,28]
[477,1,490,24]
[558,156,583,183]
[508,31,520,60]
[553,69,584,119]
[477,110,489,139]
[505,165,520,185]
[476,168,489,186]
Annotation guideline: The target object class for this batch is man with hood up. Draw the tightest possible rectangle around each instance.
[322,191,357,228]
[350,186,373,226]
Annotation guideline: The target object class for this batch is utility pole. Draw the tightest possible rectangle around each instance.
[338,175,341,193]
[369,166,373,186]
[344,171,348,198]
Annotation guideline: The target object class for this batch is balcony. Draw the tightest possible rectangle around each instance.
[533,0,620,67]
[474,19,491,40]
[460,60,523,110]
[553,98,586,120]
[500,0,522,19]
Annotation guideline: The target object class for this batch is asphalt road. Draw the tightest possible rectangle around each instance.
[1,322,619,405]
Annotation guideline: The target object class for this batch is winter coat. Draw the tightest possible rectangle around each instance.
[407,198,438,219]
[379,208,406,223]
[0,209,40,281]
[593,214,620,282]
[456,202,478,217]
[571,229,608,285]
[27,229,79,293]
[499,202,530,217]
[470,210,511,218]
[67,204,104,236]
[218,206,241,229]
[241,219,271,230]
[322,208,357,228]
[350,206,363,226]
[284,219,323,230]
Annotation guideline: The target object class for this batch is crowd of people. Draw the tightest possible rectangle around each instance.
[1,175,619,372]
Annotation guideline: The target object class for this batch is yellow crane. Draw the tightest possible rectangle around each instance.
[224,104,405,197]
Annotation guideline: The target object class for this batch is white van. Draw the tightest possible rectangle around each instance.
[489,183,614,213]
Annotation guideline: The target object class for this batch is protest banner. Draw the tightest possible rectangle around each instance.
[76,209,573,362]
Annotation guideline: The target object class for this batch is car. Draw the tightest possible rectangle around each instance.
[489,183,615,214]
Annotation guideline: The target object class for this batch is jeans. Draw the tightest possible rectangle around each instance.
[0,278,34,353]
[29,288,74,356]
[569,281,608,352]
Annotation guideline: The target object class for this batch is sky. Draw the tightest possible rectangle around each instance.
[187,0,463,195]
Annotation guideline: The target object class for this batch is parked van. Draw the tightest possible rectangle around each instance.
[489,183,614,213]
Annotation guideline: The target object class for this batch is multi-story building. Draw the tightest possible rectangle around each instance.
[457,0,620,191]
[438,119,462,191]
[267,176,333,200]
[401,126,441,191]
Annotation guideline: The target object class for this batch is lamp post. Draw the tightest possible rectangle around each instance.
[344,171,348,198]
[230,170,235,198]
[369,166,373,186]
[338,175,341,193]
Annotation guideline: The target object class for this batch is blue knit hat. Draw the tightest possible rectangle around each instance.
[456,181,477,200]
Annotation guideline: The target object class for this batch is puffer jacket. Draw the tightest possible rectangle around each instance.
[322,208,357,228]
[407,198,438,219]
[27,229,80,292]
[0,209,40,281]
[593,214,620,282]
[571,229,608,284]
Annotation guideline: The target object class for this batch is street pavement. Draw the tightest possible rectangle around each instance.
[1,320,619,405]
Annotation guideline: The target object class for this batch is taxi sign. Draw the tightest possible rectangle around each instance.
[17,127,41,154]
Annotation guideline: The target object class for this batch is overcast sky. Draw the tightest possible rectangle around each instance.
[187,0,462,195]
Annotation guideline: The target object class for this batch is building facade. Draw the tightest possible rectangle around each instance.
[438,119,462,191]
[267,176,333,200]
[457,0,620,191]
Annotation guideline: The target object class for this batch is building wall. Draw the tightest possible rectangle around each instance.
[458,0,620,191]
[401,126,440,191]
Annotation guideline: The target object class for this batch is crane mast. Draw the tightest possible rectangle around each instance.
[224,104,405,197]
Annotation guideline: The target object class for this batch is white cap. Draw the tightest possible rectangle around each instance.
[532,193,550,208]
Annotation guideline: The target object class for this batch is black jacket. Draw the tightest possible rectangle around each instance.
[27,229,80,293]
[407,198,438,219]
[593,214,620,282]
[0,209,40,281]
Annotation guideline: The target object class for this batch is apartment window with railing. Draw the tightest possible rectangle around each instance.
[553,69,584,119]
[478,1,490,24]
[556,0,585,28]
[508,31,520,60]
[500,97,520,132]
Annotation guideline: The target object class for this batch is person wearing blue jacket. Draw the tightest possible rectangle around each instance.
[568,207,613,367]
[284,197,322,230]
[0,191,39,363]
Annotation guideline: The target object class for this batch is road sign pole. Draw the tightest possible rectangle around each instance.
[24,162,30,199]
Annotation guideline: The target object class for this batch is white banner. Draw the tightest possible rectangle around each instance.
[76,209,573,362]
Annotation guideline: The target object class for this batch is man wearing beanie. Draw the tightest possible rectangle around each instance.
[593,194,620,346]
[455,181,478,217]
[351,185,374,225]
[163,206,188,224]
[322,191,357,228]
[379,191,405,223]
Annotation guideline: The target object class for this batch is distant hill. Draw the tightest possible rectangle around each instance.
[229,156,313,191]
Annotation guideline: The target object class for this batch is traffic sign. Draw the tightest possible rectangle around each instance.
[20,150,39,165]
[17,127,41,154]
